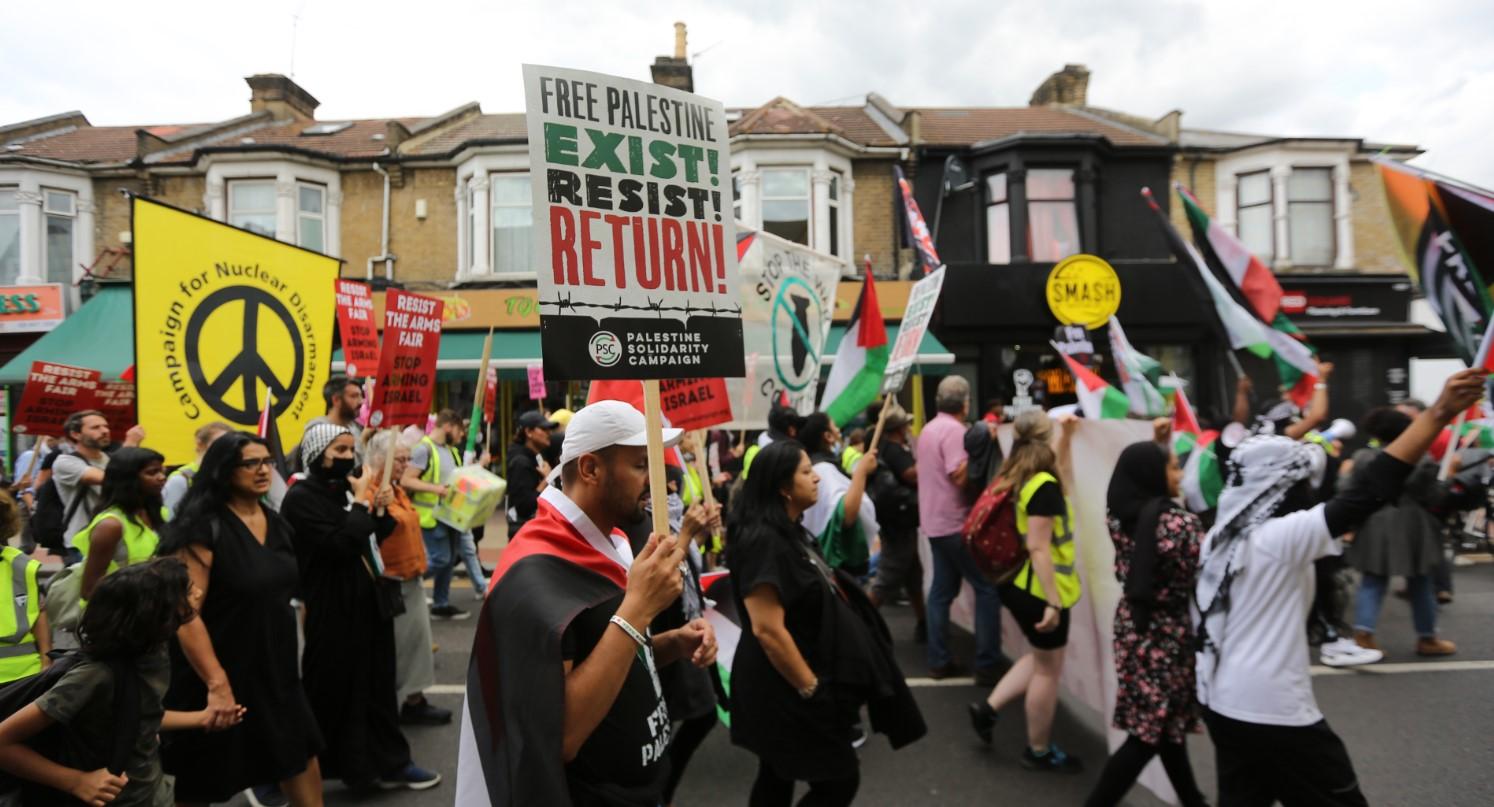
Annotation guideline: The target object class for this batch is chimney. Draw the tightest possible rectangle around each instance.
[246,74,319,121]
[650,22,694,93]
[1029,64,1090,107]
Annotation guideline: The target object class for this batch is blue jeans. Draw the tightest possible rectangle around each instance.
[423,523,458,609]
[926,533,1002,670]
[457,530,488,596]
[1354,572,1436,637]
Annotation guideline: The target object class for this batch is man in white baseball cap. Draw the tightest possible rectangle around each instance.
[458,399,715,807]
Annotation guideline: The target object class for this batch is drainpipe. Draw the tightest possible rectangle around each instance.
[367,161,395,281]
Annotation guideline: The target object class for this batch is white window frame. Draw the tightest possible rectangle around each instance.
[455,148,531,280]
[759,166,813,247]
[729,148,856,271]
[0,167,94,306]
[204,158,342,257]
[40,188,77,287]
[295,181,327,253]
[0,186,18,285]
[1213,145,1353,271]
[226,178,278,237]
[488,172,534,277]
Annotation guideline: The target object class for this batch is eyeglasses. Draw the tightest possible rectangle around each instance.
[235,458,277,471]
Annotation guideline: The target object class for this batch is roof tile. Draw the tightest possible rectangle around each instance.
[912,106,1166,147]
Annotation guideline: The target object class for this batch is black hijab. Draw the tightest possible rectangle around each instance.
[1106,441,1173,604]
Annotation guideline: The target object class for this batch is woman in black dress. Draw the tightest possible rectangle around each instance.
[728,439,923,807]
[159,432,325,807]
[280,423,440,792]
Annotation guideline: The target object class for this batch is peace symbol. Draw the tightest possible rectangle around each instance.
[770,276,822,392]
[185,286,304,423]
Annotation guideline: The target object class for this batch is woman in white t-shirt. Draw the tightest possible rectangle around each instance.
[1193,369,1483,806]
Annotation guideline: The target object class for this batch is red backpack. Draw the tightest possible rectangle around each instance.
[961,479,1027,584]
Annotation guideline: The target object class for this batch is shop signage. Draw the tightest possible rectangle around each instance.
[0,284,65,333]
[132,197,339,466]
[1279,282,1409,321]
[522,64,744,380]
[1046,254,1121,329]
[369,288,444,428]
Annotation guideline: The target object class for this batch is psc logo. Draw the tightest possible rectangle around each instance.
[588,331,622,367]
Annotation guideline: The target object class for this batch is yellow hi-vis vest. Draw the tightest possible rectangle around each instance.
[682,465,704,507]
[0,546,42,683]
[75,507,160,579]
[1013,472,1082,608]
[412,436,461,529]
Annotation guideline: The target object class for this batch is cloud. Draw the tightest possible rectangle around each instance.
[3,0,1492,185]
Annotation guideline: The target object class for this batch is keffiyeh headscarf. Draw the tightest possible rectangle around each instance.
[301,422,352,470]
[1194,435,1325,683]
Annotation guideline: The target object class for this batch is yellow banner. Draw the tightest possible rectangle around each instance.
[133,197,339,465]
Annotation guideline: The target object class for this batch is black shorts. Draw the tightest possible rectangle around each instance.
[1000,584,1070,650]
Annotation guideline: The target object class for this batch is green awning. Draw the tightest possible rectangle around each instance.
[0,286,134,384]
[823,323,954,366]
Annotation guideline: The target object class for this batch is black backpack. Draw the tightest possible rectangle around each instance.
[25,462,87,557]
[963,423,1004,502]
[868,450,918,532]
[0,651,141,802]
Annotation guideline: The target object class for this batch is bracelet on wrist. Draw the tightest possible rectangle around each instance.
[609,614,650,648]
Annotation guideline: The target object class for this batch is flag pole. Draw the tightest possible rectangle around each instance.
[1439,412,1466,481]
[868,393,894,451]
[643,380,671,536]
[465,328,494,463]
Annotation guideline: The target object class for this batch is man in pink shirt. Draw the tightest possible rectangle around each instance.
[917,375,1002,683]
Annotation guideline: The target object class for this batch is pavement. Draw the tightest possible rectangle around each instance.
[214,552,1494,807]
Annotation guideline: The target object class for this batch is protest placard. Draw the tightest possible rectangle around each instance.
[91,380,138,440]
[527,364,546,400]
[14,362,101,437]
[522,64,745,381]
[725,229,841,427]
[335,279,380,378]
[368,288,444,428]
[658,378,732,431]
[484,367,498,424]
[881,265,945,394]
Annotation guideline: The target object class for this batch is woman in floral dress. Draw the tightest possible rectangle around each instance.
[1085,441,1209,807]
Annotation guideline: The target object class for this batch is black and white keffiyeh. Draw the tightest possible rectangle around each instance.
[1194,435,1325,672]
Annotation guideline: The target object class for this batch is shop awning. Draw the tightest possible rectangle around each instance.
[0,286,134,385]
[823,323,955,366]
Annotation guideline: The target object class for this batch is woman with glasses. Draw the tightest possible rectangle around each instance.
[159,432,326,807]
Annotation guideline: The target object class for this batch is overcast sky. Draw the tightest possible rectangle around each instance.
[5,0,1492,186]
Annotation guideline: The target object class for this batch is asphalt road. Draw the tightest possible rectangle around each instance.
[217,559,1494,806]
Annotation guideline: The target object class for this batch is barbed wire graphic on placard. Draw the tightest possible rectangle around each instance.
[537,292,742,319]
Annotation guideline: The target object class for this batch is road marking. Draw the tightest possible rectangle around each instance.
[1311,660,1494,676]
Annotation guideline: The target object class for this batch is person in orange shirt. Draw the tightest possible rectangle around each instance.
[363,431,449,726]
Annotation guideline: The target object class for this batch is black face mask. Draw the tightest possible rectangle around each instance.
[322,456,357,480]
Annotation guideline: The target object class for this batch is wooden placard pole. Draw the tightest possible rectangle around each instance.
[688,429,721,547]
[1439,411,1466,481]
[643,379,671,537]
[378,426,398,516]
[867,393,895,452]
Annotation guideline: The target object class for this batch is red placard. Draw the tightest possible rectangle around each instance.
[484,367,498,424]
[335,279,380,378]
[368,288,444,428]
[90,381,138,441]
[591,378,732,432]
[14,362,102,437]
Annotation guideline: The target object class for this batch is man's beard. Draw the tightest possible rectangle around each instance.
[82,437,109,451]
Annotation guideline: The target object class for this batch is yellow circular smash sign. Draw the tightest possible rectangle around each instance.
[1046,254,1121,329]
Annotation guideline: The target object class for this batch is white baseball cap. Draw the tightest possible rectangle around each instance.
[555,400,683,473]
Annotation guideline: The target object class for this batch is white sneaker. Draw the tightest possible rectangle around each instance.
[1320,637,1383,667]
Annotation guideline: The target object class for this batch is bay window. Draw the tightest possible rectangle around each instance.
[228,180,277,237]
[1026,168,1079,262]
[296,182,326,252]
[761,168,811,245]
[1236,171,1274,262]
[1288,167,1334,267]
[827,170,844,259]
[489,173,533,275]
[0,189,18,285]
[985,172,1011,264]
[42,190,75,285]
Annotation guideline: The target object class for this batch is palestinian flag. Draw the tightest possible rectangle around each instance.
[1182,432,1225,513]
[819,267,888,427]
[1169,384,1205,457]
[700,571,739,726]
[258,389,290,509]
[1175,183,1319,406]
[1142,188,1273,359]
[1053,346,1129,419]
[1474,315,1494,374]
[1178,184,1284,323]
[1107,316,1166,416]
